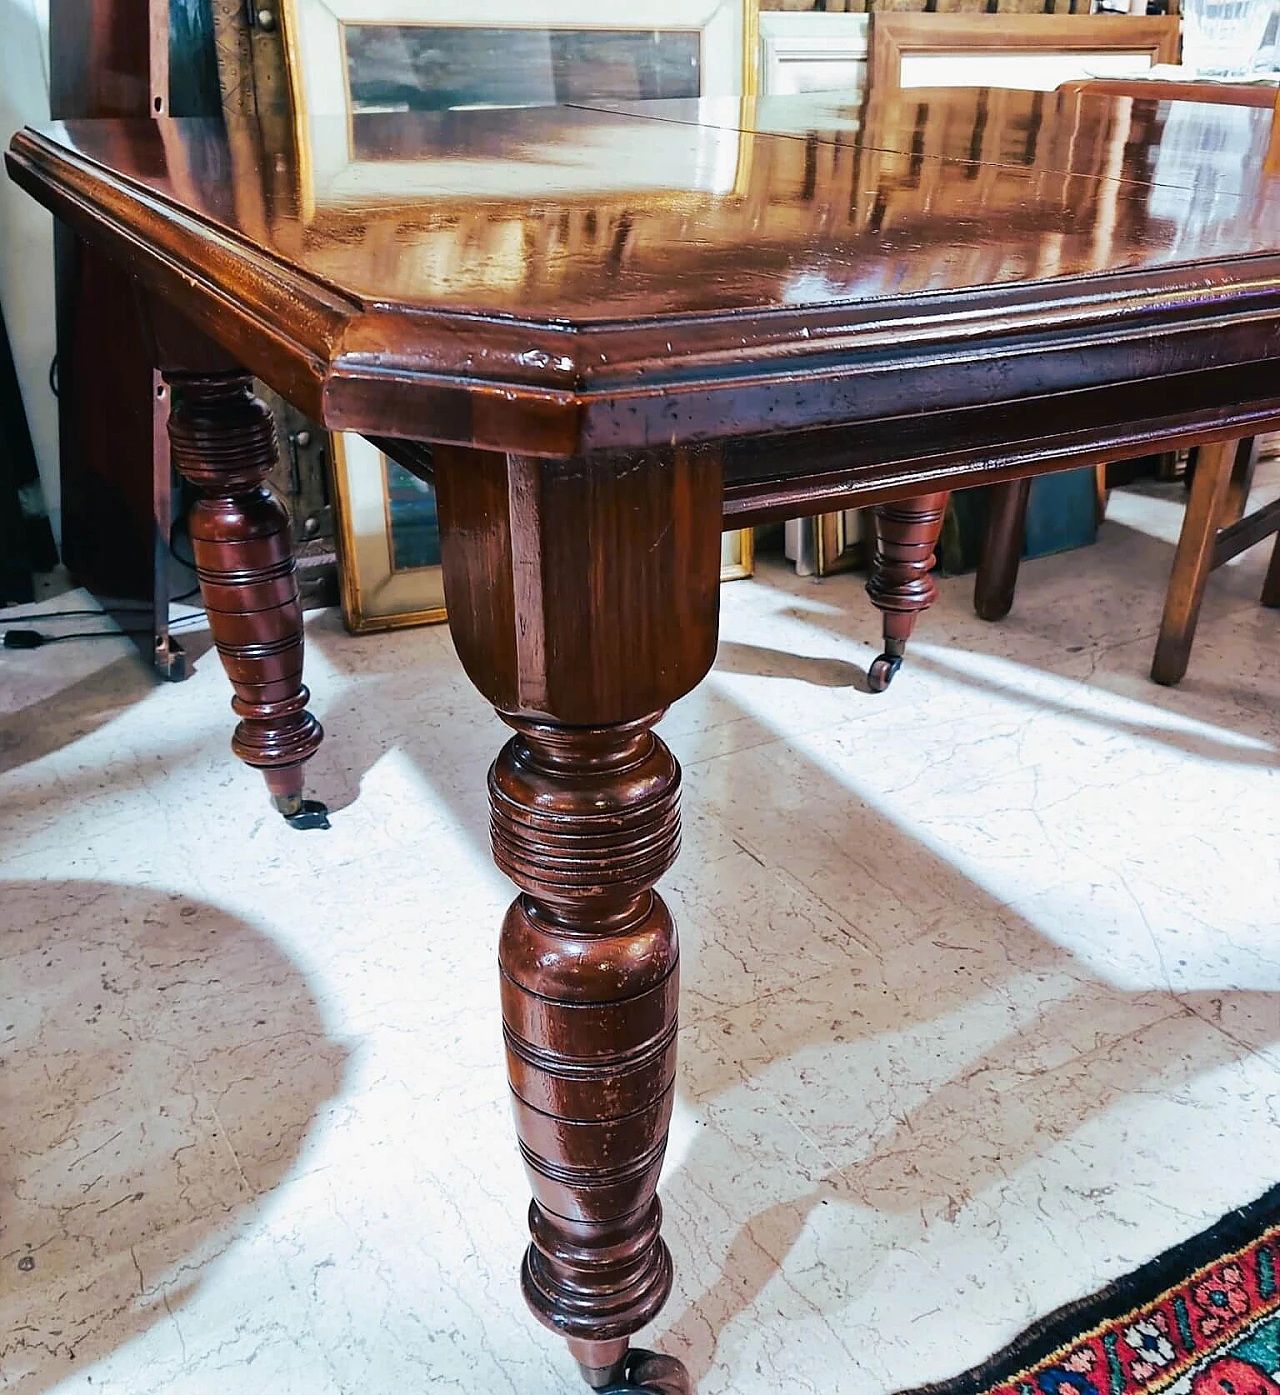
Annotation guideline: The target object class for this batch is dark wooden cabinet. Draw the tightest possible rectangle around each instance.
[48,0,334,676]
[51,0,182,671]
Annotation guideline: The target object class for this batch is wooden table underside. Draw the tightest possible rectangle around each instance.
[9,87,1280,1392]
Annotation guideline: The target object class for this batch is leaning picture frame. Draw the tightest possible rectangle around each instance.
[279,0,760,631]
[282,0,759,120]
[281,0,760,218]
[332,434,447,632]
[758,10,870,578]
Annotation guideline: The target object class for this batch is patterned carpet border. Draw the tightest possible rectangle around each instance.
[901,1185,1280,1395]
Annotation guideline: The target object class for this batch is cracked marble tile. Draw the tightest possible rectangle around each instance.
[2,475,1277,1395]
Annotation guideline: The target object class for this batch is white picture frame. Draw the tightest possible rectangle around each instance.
[898,48,1161,91]
[285,0,756,114]
[281,0,756,213]
[759,11,869,98]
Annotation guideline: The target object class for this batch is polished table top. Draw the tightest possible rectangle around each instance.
[9,89,1280,463]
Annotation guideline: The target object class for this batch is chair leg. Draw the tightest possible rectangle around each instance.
[974,477,1032,622]
[1151,437,1237,687]
[1261,530,1280,609]
[1222,437,1260,527]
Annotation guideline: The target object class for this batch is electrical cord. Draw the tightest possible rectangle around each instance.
[4,627,149,649]
[2,512,205,635]
[0,501,331,651]
[3,612,211,651]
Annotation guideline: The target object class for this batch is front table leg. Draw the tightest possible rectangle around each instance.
[865,492,950,691]
[165,371,324,818]
[494,717,684,1390]
[434,444,722,1392]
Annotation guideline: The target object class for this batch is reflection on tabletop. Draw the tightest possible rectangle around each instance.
[43,88,1280,320]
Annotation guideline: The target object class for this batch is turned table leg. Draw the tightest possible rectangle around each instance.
[865,492,950,691]
[494,716,685,1392]
[434,443,722,1393]
[165,370,324,819]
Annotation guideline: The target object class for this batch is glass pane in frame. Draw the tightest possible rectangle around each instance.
[384,457,441,571]
[344,26,703,111]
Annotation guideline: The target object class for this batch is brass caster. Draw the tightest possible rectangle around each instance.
[867,653,903,693]
[272,794,331,830]
[596,1349,693,1395]
[271,790,303,818]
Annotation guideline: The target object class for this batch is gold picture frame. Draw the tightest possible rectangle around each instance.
[332,434,447,632]
[721,526,755,582]
[333,439,753,633]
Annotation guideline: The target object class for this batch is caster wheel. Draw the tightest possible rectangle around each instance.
[867,653,903,693]
[598,1349,692,1395]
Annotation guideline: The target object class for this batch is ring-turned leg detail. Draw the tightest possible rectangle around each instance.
[434,441,722,1389]
[492,716,683,1391]
[866,492,950,691]
[165,371,324,820]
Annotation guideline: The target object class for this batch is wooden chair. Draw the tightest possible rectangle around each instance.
[977,437,1280,684]
[856,16,1182,688]
[973,80,1280,686]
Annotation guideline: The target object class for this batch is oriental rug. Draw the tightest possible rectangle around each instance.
[908,1186,1280,1395]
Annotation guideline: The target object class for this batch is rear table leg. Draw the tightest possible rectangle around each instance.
[866,492,950,691]
[974,478,1032,623]
[165,370,325,821]
[1260,531,1280,609]
[1151,437,1237,686]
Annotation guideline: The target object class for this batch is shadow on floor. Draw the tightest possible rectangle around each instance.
[2,879,349,1395]
[301,608,1278,1390]
[0,657,157,777]
[5,529,1278,1392]
[713,640,874,692]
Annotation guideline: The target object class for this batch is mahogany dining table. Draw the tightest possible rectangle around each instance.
[9,86,1280,1393]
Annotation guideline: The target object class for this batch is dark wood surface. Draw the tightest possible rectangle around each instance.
[10,87,1280,1392]
[49,0,223,679]
[49,0,161,120]
[11,89,1280,470]
[49,0,161,617]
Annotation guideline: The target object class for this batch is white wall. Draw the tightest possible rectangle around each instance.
[0,0,59,548]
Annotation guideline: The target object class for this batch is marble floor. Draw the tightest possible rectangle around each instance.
[2,476,1279,1395]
